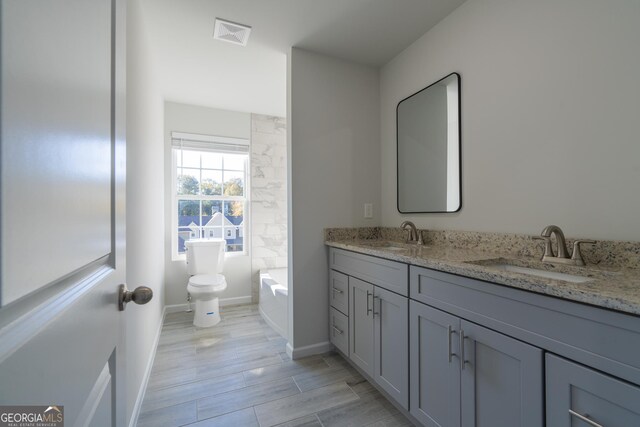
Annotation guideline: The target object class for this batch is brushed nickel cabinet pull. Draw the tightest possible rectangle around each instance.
[569,410,604,427]
[332,324,344,336]
[460,329,468,370]
[447,325,457,363]
[373,295,380,318]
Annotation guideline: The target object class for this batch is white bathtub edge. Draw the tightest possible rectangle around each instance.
[259,304,288,339]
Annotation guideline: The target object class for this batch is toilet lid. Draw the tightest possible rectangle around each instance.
[189,274,227,290]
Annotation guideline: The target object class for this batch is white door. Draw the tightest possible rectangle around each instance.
[0,0,134,426]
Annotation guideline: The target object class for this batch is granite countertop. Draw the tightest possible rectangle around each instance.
[325,239,640,316]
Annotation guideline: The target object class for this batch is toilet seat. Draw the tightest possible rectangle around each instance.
[188,274,227,291]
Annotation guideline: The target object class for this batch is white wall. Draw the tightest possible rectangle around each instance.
[289,48,380,352]
[381,0,640,241]
[126,0,165,424]
[164,102,252,306]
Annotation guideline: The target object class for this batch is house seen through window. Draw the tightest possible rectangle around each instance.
[172,132,248,256]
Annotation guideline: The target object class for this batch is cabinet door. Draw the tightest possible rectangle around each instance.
[410,301,461,427]
[546,354,640,426]
[349,277,374,376]
[374,287,409,409]
[460,320,543,427]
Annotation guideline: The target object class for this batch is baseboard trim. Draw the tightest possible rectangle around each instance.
[220,296,252,306]
[164,303,188,314]
[165,296,252,315]
[128,306,166,427]
[286,341,333,360]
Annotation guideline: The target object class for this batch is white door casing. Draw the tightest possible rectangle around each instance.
[0,0,127,426]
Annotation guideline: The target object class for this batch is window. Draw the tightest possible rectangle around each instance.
[172,132,249,258]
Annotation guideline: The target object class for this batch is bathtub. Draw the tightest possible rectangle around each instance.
[259,268,288,340]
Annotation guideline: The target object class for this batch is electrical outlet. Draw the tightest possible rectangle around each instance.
[364,203,373,218]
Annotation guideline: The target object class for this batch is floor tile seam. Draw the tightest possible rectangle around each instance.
[291,375,303,393]
[155,343,280,368]
[362,413,409,427]
[242,361,335,387]
[147,354,283,392]
[193,336,272,351]
[141,378,249,413]
[195,386,300,423]
[293,372,360,393]
[234,347,286,358]
[158,326,199,333]
[149,372,245,391]
[193,355,284,379]
[155,343,198,354]
[253,406,262,427]
[255,405,266,427]
[253,383,361,427]
[194,375,303,409]
[138,399,197,418]
[227,337,275,352]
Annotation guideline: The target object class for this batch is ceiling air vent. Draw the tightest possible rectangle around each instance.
[213,18,252,46]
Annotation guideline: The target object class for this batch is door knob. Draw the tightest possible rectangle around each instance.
[118,284,153,311]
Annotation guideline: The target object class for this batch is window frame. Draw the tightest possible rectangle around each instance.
[171,134,250,261]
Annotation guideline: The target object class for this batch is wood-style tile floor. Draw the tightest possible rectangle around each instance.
[138,304,413,427]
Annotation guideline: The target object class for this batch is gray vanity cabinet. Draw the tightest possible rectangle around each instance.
[329,270,350,356]
[373,286,409,409]
[410,301,544,427]
[459,319,543,427]
[349,277,375,376]
[330,248,410,410]
[410,301,461,427]
[546,354,640,426]
[348,277,409,408]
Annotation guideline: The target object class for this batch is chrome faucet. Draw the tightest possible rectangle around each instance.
[535,225,595,266]
[400,221,424,245]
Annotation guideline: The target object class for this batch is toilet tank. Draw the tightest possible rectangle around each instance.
[185,239,225,275]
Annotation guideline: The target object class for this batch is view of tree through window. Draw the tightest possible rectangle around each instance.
[175,149,247,254]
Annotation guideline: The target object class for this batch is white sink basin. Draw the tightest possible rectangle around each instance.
[486,263,592,283]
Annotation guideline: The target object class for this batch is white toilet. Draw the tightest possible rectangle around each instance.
[185,239,227,327]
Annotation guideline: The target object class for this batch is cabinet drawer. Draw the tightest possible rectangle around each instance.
[330,248,408,296]
[330,307,349,356]
[546,354,640,426]
[329,269,348,315]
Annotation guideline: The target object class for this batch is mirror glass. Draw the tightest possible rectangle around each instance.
[397,73,461,213]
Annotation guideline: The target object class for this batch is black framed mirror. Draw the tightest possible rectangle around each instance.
[397,72,461,213]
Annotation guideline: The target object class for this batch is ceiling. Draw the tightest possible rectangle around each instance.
[140,0,466,117]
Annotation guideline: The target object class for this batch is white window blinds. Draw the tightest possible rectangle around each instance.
[171,131,249,154]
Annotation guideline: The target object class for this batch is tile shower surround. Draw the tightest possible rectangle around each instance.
[251,114,288,302]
